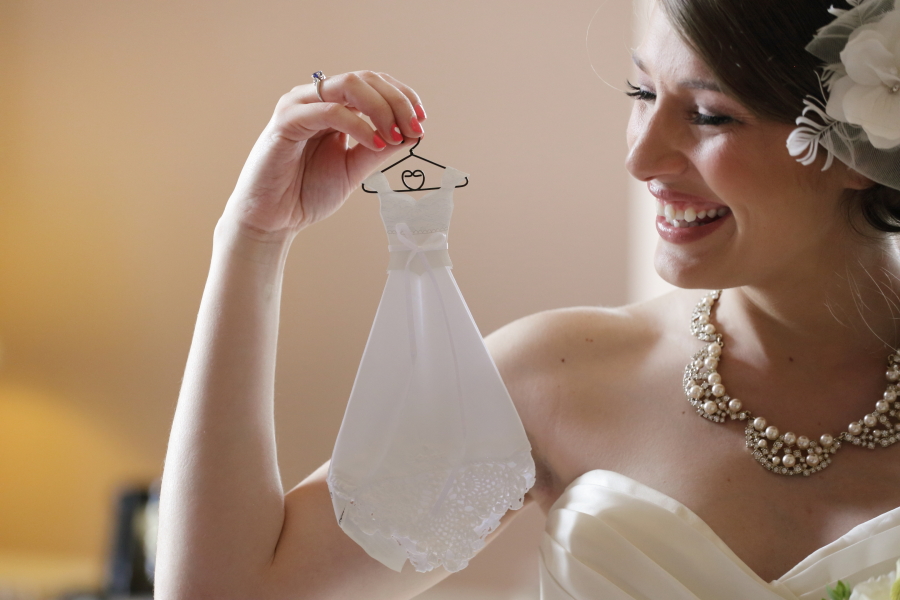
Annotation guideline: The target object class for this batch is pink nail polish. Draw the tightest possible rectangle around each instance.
[390,125,403,142]
[410,117,423,134]
[373,133,386,150]
[414,105,427,121]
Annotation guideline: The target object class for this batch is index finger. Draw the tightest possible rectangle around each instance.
[378,73,427,120]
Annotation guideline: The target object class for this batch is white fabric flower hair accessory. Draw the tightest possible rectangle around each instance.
[787,0,900,191]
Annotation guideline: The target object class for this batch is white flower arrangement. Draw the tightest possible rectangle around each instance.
[822,559,900,600]
[786,0,900,191]
[826,7,900,149]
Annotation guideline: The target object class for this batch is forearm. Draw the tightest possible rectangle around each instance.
[156,217,293,598]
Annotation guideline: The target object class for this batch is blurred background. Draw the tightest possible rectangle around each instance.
[0,0,671,598]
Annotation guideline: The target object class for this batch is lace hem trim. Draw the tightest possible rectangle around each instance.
[328,451,536,573]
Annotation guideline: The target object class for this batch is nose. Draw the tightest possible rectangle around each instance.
[625,101,690,183]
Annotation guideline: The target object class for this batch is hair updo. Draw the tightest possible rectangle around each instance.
[657,0,900,233]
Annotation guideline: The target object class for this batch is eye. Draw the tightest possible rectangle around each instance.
[690,112,735,126]
[625,80,656,102]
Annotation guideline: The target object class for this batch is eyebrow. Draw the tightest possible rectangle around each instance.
[632,52,722,93]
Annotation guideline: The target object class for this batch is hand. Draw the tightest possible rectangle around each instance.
[221,71,426,240]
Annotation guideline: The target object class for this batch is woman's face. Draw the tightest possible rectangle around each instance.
[626,8,859,291]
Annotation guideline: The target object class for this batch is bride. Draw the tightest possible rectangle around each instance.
[155,0,900,598]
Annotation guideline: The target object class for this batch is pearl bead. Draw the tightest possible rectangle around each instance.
[797,436,810,450]
[877,400,890,413]
[697,314,710,325]
[782,454,796,468]
[771,456,781,466]
[820,434,834,447]
[754,417,767,432]
[895,423,900,431]
[728,398,742,412]
[701,296,713,307]
[757,439,768,449]
[888,369,900,382]
[703,324,716,335]
[704,400,719,415]
[712,384,726,397]
[885,389,897,402]
[849,422,863,436]
[805,454,820,467]
[704,357,719,370]
[782,432,797,446]
[707,373,722,385]
[689,385,703,399]
[708,343,722,357]
[765,426,780,440]
[815,446,823,454]
[864,414,878,427]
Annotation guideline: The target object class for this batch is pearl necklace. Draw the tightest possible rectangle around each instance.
[683,290,900,476]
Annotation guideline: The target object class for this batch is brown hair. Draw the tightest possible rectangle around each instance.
[658,0,900,233]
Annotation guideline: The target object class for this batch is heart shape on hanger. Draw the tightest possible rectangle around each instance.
[401,169,426,191]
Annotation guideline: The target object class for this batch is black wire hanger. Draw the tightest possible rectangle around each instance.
[361,137,469,194]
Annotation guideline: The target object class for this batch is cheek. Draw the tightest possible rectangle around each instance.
[697,136,838,248]
[697,135,796,208]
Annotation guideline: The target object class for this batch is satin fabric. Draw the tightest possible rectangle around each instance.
[540,470,900,600]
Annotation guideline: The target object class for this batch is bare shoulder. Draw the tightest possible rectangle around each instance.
[485,290,704,508]
[486,291,696,407]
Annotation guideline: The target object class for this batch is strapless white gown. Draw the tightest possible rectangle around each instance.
[540,470,900,600]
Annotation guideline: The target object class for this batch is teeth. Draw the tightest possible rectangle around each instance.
[658,202,730,227]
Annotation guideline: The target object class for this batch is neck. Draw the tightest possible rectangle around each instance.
[718,238,900,368]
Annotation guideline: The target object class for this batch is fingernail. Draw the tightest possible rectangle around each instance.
[410,116,423,134]
[390,124,403,142]
[414,105,427,120]
[373,133,386,150]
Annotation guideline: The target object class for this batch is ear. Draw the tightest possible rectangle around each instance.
[844,167,877,191]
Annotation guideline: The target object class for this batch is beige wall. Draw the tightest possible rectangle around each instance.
[627,0,676,302]
[0,1,636,597]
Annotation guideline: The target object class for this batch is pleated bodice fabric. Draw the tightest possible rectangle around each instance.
[540,470,900,600]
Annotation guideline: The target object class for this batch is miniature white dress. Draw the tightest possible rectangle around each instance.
[327,166,535,574]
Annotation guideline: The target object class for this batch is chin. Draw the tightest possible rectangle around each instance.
[653,243,741,291]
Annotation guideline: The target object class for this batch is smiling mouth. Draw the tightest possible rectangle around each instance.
[656,200,731,228]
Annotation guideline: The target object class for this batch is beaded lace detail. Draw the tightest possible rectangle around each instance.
[328,450,535,572]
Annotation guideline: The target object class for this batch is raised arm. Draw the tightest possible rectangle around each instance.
[154,72,463,600]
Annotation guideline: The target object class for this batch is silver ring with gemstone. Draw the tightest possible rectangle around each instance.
[312,71,327,102]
